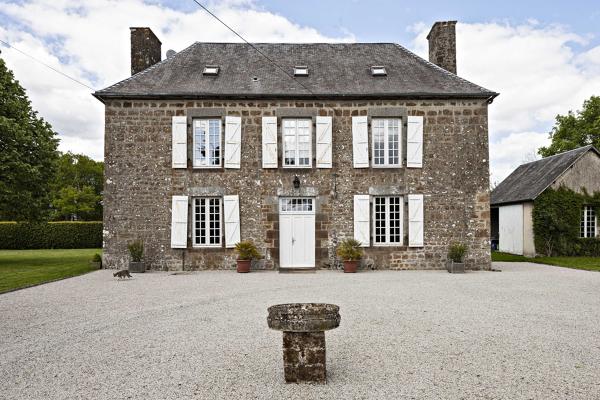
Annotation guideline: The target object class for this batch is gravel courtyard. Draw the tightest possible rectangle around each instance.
[1,262,599,399]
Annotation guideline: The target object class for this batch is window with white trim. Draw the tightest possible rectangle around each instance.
[372,118,401,167]
[283,118,312,167]
[580,205,597,238]
[373,196,403,245]
[193,197,222,247]
[193,119,221,167]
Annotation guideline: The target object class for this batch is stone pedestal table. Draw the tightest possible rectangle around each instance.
[267,303,341,384]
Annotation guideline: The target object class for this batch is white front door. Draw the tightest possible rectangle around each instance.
[279,198,315,269]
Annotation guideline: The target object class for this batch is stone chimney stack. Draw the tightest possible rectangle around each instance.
[130,27,162,75]
[427,21,457,74]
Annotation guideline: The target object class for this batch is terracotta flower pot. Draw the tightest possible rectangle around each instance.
[237,259,251,273]
[343,260,358,273]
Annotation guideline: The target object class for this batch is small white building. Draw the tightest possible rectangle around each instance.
[491,145,600,256]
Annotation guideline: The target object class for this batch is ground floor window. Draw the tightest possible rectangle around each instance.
[373,196,403,245]
[193,197,222,246]
[581,205,597,238]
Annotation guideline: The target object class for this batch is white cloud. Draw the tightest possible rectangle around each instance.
[410,21,600,183]
[0,0,354,160]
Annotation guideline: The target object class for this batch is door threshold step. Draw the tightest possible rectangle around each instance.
[278,268,317,274]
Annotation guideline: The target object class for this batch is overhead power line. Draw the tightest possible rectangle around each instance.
[0,38,96,91]
[189,0,320,97]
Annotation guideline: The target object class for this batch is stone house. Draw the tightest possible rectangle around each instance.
[491,145,600,256]
[94,21,498,271]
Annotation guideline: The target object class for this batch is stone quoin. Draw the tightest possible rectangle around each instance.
[94,21,498,271]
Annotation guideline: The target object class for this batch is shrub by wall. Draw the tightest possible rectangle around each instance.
[0,222,102,249]
[533,187,600,256]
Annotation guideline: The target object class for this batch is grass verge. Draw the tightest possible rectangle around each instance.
[0,249,102,294]
[492,251,600,271]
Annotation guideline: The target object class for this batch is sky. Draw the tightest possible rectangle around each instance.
[1,0,600,183]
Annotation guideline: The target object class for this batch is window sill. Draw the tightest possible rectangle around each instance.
[192,244,223,249]
[282,165,312,169]
[372,243,405,248]
[192,166,222,169]
[371,165,402,169]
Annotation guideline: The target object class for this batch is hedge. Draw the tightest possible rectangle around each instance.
[0,222,102,249]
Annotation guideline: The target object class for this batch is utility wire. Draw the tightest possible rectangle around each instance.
[190,0,320,98]
[0,38,96,91]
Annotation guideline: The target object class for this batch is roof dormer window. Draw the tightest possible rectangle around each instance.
[203,66,219,76]
[371,66,387,76]
[293,66,308,76]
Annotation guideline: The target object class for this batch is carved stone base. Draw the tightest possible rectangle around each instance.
[282,331,326,384]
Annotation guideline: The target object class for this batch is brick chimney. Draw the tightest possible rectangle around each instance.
[130,27,162,75]
[427,21,457,74]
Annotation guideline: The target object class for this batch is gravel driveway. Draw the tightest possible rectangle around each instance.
[1,262,600,399]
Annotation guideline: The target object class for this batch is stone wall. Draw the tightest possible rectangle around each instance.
[427,21,457,74]
[103,98,491,271]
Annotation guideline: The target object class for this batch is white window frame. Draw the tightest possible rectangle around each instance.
[371,118,401,168]
[580,205,597,238]
[282,118,312,168]
[372,196,403,246]
[193,119,222,168]
[193,197,222,248]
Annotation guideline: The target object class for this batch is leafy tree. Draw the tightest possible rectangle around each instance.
[0,55,59,221]
[539,96,600,157]
[50,152,103,220]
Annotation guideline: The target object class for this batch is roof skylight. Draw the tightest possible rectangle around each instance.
[371,66,387,76]
[203,66,219,76]
[294,66,309,76]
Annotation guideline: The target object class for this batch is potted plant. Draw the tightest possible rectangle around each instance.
[336,238,363,273]
[127,239,145,273]
[90,253,102,269]
[447,242,466,273]
[234,240,261,273]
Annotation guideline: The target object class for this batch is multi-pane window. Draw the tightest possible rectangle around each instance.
[280,198,313,213]
[283,119,312,167]
[193,198,222,247]
[372,118,400,167]
[581,205,597,238]
[193,119,221,167]
[373,196,403,245]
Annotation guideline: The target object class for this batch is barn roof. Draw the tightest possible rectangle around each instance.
[94,42,498,100]
[490,145,599,206]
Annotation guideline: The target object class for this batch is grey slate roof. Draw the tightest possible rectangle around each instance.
[490,145,598,206]
[94,42,498,100]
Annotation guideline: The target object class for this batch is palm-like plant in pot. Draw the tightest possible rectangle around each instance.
[446,242,466,273]
[336,238,363,273]
[234,240,261,273]
[127,239,145,273]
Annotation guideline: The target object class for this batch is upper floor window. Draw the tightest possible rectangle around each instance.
[193,119,221,168]
[373,196,403,245]
[193,197,222,247]
[372,118,401,167]
[283,118,312,168]
[581,205,597,238]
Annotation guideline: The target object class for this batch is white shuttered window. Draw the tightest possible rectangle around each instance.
[193,119,222,168]
[193,197,222,247]
[372,118,401,167]
[283,118,312,167]
[373,196,403,245]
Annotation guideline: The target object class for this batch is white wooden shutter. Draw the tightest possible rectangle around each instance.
[316,116,333,168]
[352,116,369,168]
[353,194,370,247]
[262,116,278,168]
[408,194,424,247]
[170,195,188,248]
[171,116,187,168]
[224,116,241,169]
[407,116,423,168]
[223,195,241,248]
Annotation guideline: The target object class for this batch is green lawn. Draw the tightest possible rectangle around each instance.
[0,249,102,294]
[492,251,600,271]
